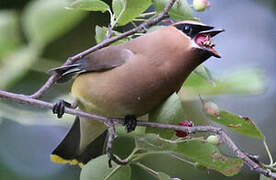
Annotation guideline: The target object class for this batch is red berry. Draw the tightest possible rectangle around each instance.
[175,120,194,137]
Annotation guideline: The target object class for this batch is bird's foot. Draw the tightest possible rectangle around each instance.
[123,115,137,133]
[138,25,148,33]
[53,99,73,118]
[245,152,260,164]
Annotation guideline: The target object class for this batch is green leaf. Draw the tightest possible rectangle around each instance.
[0,10,21,60]
[202,101,265,140]
[95,26,130,44]
[180,68,266,100]
[80,155,131,180]
[216,68,266,94]
[260,174,273,180]
[23,0,86,47]
[210,111,264,140]
[0,46,39,89]
[95,25,108,43]
[135,134,177,151]
[112,0,151,26]
[153,0,195,21]
[116,125,146,137]
[135,134,243,176]
[69,0,110,12]
[157,172,171,180]
[112,135,136,159]
[175,140,243,176]
[194,65,215,86]
[146,93,186,139]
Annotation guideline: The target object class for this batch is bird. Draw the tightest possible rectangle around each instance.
[49,20,224,167]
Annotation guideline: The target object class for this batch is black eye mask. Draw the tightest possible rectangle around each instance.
[175,23,214,38]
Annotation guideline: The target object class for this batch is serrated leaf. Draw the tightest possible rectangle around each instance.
[157,172,171,180]
[135,134,243,176]
[0,46,39,89]
[153,0,195,21]
[80,155,131,180]
[146,93,186,139]
[112,0,151,26]
[202,101,264,140]
[0,10,21,60]
[23,0,86,47]
[210,110,264,140]
[69,0,110,12]
[175,140,243,176]
[180,68,266,100]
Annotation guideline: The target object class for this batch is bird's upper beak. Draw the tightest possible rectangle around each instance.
[193,27,224,58]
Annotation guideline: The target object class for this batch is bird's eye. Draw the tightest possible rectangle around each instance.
[183,24,192,34]
[175,23,195,37]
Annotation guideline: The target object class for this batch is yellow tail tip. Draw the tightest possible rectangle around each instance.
[69,159,79,165]
[50,154,80,166]
[50,154,68,164]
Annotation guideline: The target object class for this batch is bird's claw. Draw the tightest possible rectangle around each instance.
[245,152,260,164]
[124,115,137,133]
[53,100,72,118]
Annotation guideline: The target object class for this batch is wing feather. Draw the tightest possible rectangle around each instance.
[48,46,135,83]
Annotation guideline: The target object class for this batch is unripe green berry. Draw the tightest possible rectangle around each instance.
[193,0,210,12]
[206,135,219,145]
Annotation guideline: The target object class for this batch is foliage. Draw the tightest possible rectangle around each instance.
[0,0,273,180]
[0,0,86,89]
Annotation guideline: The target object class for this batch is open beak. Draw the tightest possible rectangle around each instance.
[194,29,224,58]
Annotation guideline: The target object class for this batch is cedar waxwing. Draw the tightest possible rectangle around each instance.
[49,20,224,166]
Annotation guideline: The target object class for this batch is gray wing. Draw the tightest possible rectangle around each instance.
[48,46,135,83]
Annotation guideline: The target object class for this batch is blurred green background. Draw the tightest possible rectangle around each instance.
[0,0,275,179]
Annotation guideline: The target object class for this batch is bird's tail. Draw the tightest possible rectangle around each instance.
[50,116,107,167]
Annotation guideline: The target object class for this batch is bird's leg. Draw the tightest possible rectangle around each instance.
[53,99,77,118]
[124,115,137,133]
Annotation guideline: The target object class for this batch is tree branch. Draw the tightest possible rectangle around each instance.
[29,0,177,99]
[0,89,275,178]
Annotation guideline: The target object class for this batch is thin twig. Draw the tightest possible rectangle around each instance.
[29,0,177,99]
[104,25,113,40]
[264,140,276,167]
[0,90,275,179]
[105,120,127,167]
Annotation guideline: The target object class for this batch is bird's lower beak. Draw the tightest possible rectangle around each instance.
[194,29,224,58]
